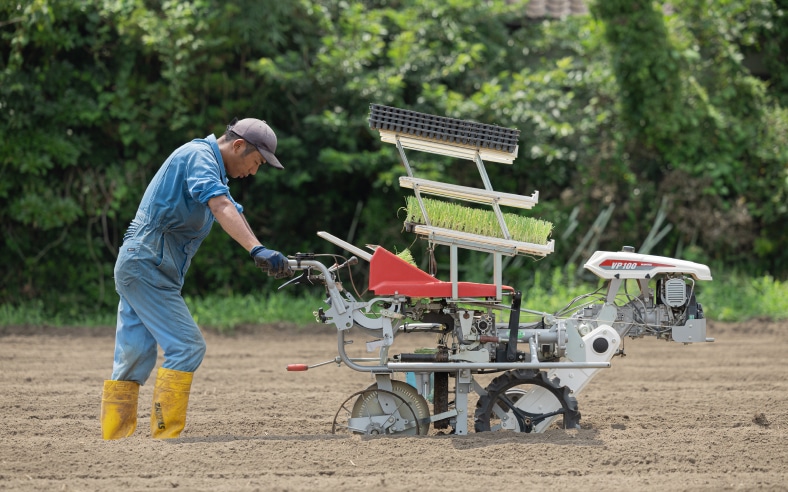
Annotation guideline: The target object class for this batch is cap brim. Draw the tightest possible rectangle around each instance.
[258,147,284,169]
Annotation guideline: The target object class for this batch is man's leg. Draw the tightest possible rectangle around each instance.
[101,297,158,439]
[100,379,140,439]
[150,367,194,438]
[110,296,159,382]
[123,284,206,439]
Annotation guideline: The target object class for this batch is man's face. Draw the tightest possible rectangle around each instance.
[226,139,265,179]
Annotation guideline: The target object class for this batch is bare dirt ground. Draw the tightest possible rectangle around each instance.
[1,319,786,491]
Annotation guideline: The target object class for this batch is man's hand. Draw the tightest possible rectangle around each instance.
[250,246,293,278]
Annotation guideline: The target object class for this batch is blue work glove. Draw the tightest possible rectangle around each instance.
[250,246,293,278]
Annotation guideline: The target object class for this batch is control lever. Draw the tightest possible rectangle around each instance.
[286,357,342,371]
[278,268,323,290]
[329,255,358,273]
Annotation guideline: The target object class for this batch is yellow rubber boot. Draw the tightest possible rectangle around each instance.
[151,367,193,439]
[101,380,140,440]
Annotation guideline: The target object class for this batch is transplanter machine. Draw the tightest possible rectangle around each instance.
[282,105,712,436]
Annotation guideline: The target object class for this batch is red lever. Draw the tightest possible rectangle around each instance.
[286,364,309,371]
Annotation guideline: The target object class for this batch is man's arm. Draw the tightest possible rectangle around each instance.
[209,195,292,277]
[208,195,261,251]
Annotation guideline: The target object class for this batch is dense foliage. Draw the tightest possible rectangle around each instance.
[1,0,787,316]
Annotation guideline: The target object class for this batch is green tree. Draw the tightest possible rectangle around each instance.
[591,0,788,271]
[1,0,787,320]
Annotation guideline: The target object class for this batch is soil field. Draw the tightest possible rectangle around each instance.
[0,320,786,491]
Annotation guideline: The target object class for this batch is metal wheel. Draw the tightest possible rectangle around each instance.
[474,369,580,433]
[332,380,430,436]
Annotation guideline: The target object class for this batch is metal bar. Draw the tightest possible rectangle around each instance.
[606,278,622,305]
[424,233,517,256]
[505,291,522,362]
[379,131,518,164]
[398,177,539,209]
[472,154,513,241]
[287,258,347,315]
[529,334,539,362]
[429,409,458,423]
[474,153,495,191]
[387,361,610,371]
[450,244,458,299]
[491,200,511,240]
[484,330,559,344]
[316,231,372,262]
[395,137,414,177]
[337,331,390,373]
[413,224,555,256]
[453,369,472,435]
[494,253,502,300]
[412,184,431,227]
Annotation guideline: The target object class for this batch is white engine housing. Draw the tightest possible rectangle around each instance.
[584,250,712,281]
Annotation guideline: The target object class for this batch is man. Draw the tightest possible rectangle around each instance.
[100,118,293,440]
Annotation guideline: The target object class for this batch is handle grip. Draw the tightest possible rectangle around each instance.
[286,364,309,371]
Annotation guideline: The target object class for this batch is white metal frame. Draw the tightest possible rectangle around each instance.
[380,132,552,301]
[379,130,519,164]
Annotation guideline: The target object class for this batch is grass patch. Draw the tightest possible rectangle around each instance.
[518,268,594,319]
[699,273,788,322]
[186,292,325,332]
[0,292,326,333]
[1,269,785,330]
[0,300,116,328]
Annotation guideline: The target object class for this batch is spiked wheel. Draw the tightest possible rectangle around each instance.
[474,369,580,433]
[332,380,430,436]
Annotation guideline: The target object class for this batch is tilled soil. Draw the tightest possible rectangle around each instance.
[0,320,786,491]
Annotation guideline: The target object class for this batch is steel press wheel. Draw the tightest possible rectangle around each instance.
[332,380,430,436]
[474,369,580,433]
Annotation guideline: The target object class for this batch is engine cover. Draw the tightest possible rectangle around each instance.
[584,251,712,281]
[661,278,688,307]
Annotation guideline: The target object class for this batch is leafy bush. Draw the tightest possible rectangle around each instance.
[1,0,786,317]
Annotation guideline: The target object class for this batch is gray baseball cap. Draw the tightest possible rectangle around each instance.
[226,117,284,169]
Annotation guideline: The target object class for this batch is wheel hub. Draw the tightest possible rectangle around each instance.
[475,369,580,433]
[332,380,431,435]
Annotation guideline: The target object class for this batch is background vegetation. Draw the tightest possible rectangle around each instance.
[1,0,787,325]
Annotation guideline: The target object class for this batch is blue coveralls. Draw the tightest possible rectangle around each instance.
[111,134,243,384]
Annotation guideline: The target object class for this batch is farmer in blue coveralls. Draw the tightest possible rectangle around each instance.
[100,118,293,440]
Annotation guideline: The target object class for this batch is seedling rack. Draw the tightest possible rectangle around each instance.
[369,104,554,300]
